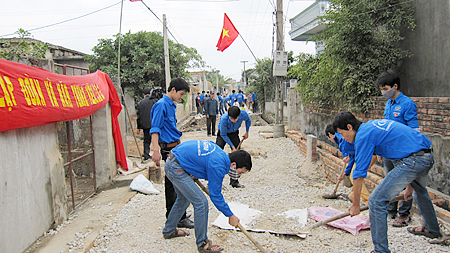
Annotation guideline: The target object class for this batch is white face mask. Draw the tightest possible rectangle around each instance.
[382,88,396,99]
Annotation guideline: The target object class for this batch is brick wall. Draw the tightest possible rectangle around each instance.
[302,96,450,137]
[285,129,450,223]
[353,97,450,136]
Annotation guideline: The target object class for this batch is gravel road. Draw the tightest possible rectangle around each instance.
[89,115,449,253]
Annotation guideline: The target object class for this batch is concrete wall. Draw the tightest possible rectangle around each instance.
[0,124,67,253]
[92,104,118,189]
[176,92,194,123]
[399,0,450,97]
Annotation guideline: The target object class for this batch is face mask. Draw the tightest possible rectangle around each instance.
[382,88,396,99]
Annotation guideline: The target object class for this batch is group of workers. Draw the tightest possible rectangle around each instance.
[325,70,441,253]
[137,78,252,252]
[136,69,442,253]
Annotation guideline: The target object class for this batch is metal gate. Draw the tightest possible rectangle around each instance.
[54,63,96,212]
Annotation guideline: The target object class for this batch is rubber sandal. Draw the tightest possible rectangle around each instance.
[407,226,441,239]
[392,215,410,227]
[198,239,223,253]
[163,229,190,239]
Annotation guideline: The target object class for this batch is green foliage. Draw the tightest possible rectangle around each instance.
[205,69,232,90]
[86,31,205,99]
[246,58,275,106]
[288,0,415,112]
[0,28,49,63]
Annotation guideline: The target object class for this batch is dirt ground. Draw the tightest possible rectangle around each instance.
[26,113,449,253]
[89,113,449,253]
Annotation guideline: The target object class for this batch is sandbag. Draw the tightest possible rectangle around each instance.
[130,174,160,195]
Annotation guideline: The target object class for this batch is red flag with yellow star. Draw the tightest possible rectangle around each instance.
[216,13,239,52]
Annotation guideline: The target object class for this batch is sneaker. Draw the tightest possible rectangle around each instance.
[177,218,194,229]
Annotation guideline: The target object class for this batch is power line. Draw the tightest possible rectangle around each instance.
[139,1,179,44]
[0,1,122,38]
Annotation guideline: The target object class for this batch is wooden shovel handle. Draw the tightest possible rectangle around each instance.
[193,178,267,253]
[302,194,412,234]
[237,138,245,150]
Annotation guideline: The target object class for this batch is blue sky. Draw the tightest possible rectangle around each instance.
[0,0,316,80]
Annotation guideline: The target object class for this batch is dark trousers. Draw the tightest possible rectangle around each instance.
[206,115,216,135]
[142,128,151,159]
[215,130,240,150]
[161,144,187,221]
[216,130,241,185]
[384,158,413,216]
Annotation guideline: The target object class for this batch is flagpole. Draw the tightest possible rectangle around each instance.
[238,34,257,61]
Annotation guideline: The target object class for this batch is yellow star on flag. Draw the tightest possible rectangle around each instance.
[222,28,230,39]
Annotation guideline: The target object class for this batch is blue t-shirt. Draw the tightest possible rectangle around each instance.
[150,95,182,143]
[229,93,237,104]
[334,132,356,175]
[236,93,245,103]
[218,109,251,148]
[172,140,233,217]
[252,92,256,102]
[384,92,419,129]
[218,95,224,103]
[353,119,431,179]
[199,93,205,102]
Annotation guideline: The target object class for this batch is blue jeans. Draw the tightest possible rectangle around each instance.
[384,159,413,216]
[368,152,439,253]
[219,103,225,115]
[162,158,209,248]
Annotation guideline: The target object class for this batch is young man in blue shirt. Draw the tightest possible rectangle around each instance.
[151,78,194,229]
[162,140,252,252]
[216,106,251,188]
[333,111,440,253]
[199,91,206,115]
[236,90,245,107]
[229,90,237,106]
[217,93,225,115]
[376,70,418,227]
[325,124,355,177]
[223,94,230,111]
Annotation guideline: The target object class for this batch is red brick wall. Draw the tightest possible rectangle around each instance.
[285,129,450,222]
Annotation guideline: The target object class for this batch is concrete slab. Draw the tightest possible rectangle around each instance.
[26,178,139,253]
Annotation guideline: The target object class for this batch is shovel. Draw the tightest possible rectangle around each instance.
[193,178,268,253]
[236,138,245,150]
[298,194,411,238]
[322,164,346,199]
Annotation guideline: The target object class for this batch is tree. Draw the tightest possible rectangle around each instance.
[86,31,204,99]
[288,0,415,112]
[0,28,48,64]
[205,69,232,91]
[246,58,275,113]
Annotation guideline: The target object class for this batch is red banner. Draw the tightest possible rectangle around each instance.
[0,59,128,170]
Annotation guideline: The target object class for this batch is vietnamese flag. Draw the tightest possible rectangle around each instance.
[216,13,239,52]
[130,0,142,2]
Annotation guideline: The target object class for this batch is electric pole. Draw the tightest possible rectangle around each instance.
[275,0,284,125]
[163,14,170,91]
[241,60,248,90]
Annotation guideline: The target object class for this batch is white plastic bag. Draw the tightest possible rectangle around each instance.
[130,174,160,195]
